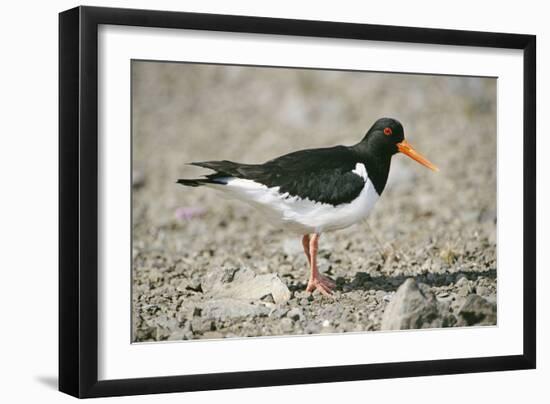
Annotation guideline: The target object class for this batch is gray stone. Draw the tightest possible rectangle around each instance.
[475,285,490,297]
[201,331,224,339]
[200,298,271,321]
[456,295,497,326]
[455,276,473,297]
[383,293,394,302]
[201,267,291,303]
[269,307,290,319]
[280,317,294,333]
[175,278,202,293]
[375,290,386,302]
[381,278,443,330]
[167,325,193,341]
[260,293,275,304]
[287,307,305,321]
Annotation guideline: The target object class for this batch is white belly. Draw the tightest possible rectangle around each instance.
[207,176,380,235]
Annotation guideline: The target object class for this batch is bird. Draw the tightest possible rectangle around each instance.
[177,117,438,296]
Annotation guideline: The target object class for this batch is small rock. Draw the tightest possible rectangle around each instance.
[294,291,309,299]
[202,331,224,339]
[455,276,473,297]
[176,278,202,293]
[202,267,291,303]
[346,291,364,301]
[322,319,331,327]
[190,317,213,333]
[148,268,163,284]
[269,307,290,318]
[260,293,275,304]
[167,325,193,341]
[375,290,386,302]
[175,280,188,293]
[186,277,202,292]
[383,292,394,302]
[299,298,311,306]
[200,298,271,320]
[381,278,444,330]
[280,318,294,333]
[287,308,304,321]
[475,285,490,297]
[456,295,497,326]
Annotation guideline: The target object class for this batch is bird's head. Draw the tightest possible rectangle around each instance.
[361,117,438,172]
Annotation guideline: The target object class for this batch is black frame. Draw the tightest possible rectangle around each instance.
[59,5,536,398]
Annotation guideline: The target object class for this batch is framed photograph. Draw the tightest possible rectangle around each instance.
[59,6,536,398]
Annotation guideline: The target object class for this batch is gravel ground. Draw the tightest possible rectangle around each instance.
[131,61,497,342]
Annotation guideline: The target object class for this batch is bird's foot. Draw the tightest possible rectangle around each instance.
[306,274,336,297]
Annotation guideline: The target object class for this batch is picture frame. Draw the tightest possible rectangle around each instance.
[59,5,536,398]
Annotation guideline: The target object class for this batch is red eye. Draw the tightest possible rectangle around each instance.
[383,127,392,136]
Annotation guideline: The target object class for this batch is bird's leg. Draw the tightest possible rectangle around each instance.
[305,233,336,296]
[301,234,311,265]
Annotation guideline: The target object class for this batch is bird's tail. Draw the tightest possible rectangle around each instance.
[176,178,208,187]
[176,175,229,187]
[177,160,242,187]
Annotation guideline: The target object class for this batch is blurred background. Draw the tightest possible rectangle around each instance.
[132,61,496,341]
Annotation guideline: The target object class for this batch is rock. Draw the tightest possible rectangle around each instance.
[147,268,163,284]
[299,298,311,306]
[167,323,193,340]
[260,293,275,304]
[190,317,214,333]
[175,278,202,293]
[202,267,291,303]
[456,295,497,326]
[280,318,294,333]
[375,290,386,302]
[201,331,224,339]
[287,308,304,321]
[202,267,238,292]
[381,278,444,330]
[455,276,473,297]
[200,298,271,320]
[475,285,490,297]
[383,293,394,302]
[269,307,290,318]
[187,277,203,292]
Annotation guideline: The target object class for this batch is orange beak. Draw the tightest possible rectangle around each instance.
[397,139,439,172]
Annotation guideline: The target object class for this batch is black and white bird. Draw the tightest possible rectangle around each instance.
[177,118,438,296]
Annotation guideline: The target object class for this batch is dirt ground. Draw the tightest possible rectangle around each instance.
[131,61,497,342]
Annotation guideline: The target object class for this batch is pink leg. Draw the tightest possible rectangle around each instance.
[301,234,311,266]
[305,233,336,296]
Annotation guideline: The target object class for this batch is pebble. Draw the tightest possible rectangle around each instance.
[280,318,294,333]
[287,308,304,321]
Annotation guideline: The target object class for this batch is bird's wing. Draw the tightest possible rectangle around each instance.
[192,146,367,206]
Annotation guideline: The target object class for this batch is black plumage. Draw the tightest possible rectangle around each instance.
[177,118,406,204]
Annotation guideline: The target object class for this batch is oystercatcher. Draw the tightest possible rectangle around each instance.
[177,118,438,296]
